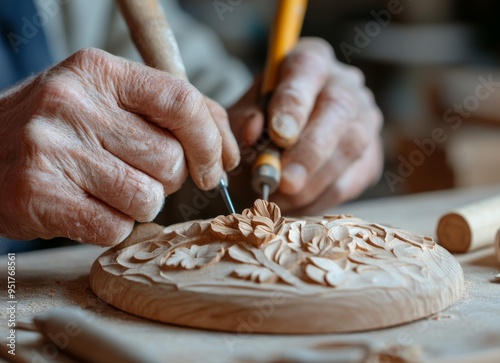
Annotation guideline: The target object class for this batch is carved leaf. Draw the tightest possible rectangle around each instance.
[327,225,351,242]
[307,234,333,254]
[227,244,260,265]
[306,257,347,287]
[233,265,277,283]
[164,244,225,269]
[132,242,165,261]
[301,224,326,244]
[305,264,327,285]
[366,235,387,250]
[264,239,297,266]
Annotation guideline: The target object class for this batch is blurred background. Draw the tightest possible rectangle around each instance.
[180,0,500,200]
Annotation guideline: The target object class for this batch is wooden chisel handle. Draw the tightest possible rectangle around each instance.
[252,0,307,199]
[117,0,188,80]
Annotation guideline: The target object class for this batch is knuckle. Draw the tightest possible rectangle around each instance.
[170,80,204,122]
[272,88,308,124]
[34,76,83,113]
[320,86,357,120]
[69,47,109,67]
[285,51,324,76]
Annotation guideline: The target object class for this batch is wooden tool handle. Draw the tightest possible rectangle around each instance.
[252,0,307,197]
[117,0,187,80]
[261,0,307,96]
[436,195,500,253]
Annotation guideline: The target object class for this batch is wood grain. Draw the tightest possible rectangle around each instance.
[90,200,464,334]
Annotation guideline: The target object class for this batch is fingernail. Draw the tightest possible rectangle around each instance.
[282,163,307,193]
[201,163,224,191]
[270,114,299,148]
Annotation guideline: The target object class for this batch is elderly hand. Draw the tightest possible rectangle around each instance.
[0,48,239,245]
[229,38,383,214]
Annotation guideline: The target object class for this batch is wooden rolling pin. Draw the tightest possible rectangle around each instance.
[437,195,500,253]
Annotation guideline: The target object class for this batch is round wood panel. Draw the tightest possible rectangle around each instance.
[90,201,464,334]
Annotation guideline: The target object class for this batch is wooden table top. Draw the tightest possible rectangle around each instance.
[2,185,500,363]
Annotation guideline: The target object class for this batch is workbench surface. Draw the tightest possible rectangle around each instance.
[2,186,500,363]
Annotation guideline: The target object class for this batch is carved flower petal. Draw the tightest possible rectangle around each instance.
[238,220,254,238]
[211,215,241,241]
[251,215,274,230]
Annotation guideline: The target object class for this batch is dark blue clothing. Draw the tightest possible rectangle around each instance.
[0,0,53,90]
[1,0,55,253]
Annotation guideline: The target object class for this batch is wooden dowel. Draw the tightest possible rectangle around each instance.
[436,195,500,253]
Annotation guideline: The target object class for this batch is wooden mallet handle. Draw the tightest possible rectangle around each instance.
[117,0,187,80]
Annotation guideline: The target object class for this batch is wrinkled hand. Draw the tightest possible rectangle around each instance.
[229,38,383,214]
[0,48,239,245]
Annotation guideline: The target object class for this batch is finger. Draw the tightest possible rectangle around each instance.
[62,141,165,223]
[280,83,361,194]
[99,109,188,195]
[267,38,334,148]
[120,75,222,190]
[272,125,367,211]
[205,97,240,171]
[4,164,135,246]
[273,138,383,215]
[47,191,136,246]
[76,49,225,190]
[227,75,265,146]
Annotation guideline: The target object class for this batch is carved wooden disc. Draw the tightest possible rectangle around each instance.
[90,200,464,334]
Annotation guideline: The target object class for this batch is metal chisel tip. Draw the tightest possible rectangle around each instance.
[261,183,270,202]
[219,178,236,214]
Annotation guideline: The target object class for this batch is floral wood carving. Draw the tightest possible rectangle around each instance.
[107,200,445,290]
[91,199,464,333]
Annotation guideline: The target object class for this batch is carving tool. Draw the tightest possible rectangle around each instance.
[252,0,308,201]
[117,0,236,214]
